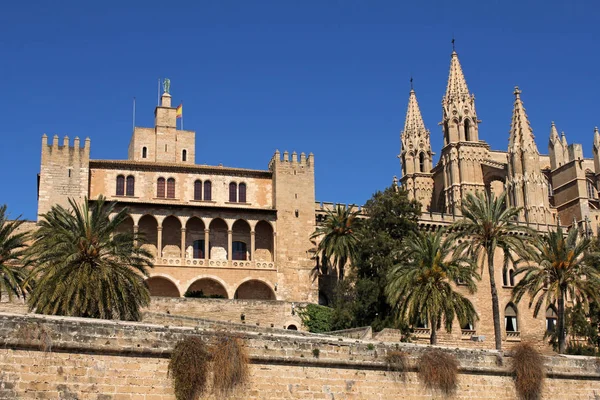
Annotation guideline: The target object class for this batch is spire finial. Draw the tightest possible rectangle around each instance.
[595,126,599,134]
[451,35,455,52]
[514,86,521,97]
[410,75,414,91]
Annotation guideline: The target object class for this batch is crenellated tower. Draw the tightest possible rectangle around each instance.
[506,87,550,224]
[399,86,434,210]
[437,49,488,213]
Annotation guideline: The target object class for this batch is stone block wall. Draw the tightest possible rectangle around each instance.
[1,312,600,399]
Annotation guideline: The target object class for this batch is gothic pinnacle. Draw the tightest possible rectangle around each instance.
[444,49,470,103]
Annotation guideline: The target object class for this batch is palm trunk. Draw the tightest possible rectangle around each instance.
[558,288,566,354]
[339,256,346,281]
[430,316,437,345]
[487,248,503,351]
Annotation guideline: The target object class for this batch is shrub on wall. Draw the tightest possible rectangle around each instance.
[297,303,333,333]
[511,343,544,400]
[183,290,225,299]
[212,335,249,396]
[169,336,210,400]
[417,349,458,395]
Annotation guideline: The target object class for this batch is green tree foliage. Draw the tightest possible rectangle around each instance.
[451,191,533,351]
[513,226,600,353]
[0,205,29,300]
[329,185,421,332]
[297,303,334,333]
[26,196,153,321]
[311,205,361,280]
[386,229,479,344]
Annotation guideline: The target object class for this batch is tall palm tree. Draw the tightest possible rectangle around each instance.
[386,229,479,345]
[311,205,360,280]
[451,191,534,351]
[512,226,600,353]
[26,196,153,321]
[0,205,29,300]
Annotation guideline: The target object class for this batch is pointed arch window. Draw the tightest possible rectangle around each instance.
[194,180,202,201]
[167,178,176,199]
[546,306,558,333]
[464,119,471,141]
[239,183,247,203]
[505,304,518,332]
[419,152,425,173]
[116,175,125,196]
[203,180,212,201]
[126,175,135,196]
[229,182,237,202]
[444,121,450,145]
[157,178,166,198]
[587,179,597,199]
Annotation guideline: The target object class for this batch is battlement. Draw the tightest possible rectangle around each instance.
[268,149,314,170]
[41,134,90,164]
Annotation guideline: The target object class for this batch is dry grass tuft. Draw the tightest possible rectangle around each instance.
[417,349,459,395]
[168,336,210,400]
[511,343,544,400]
[385,350,408,381]
[211,335,249,396]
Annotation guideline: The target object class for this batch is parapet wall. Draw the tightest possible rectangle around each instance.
[1,312,599,399]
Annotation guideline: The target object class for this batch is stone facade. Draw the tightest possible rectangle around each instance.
[37,91,318,305]
[1,312,600,399]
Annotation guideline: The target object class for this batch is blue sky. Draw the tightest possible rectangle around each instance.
[1,0,599,220]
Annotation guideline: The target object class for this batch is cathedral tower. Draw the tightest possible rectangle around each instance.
[400,85,434,210]
[437,49,487,213]
[506,87,550,224]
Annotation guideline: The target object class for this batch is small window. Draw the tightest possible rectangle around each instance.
[126,175,135,196]
[157,178,166,198]
[505,304,518,332]
[182,149,187,162]
[587,180,597,199]
[116,175,125,196]
[193,240,205,259]
[546,306,557,333]
[229,182,237,202]
[464,119,471,141]
[194,180,202,201]
[204,181,212,201]
[509,269,515,287]
[142,147,147,159]
[419,152,425,173]
[239,183,247,203]
[167,178,176,199]
[232,241,247,260]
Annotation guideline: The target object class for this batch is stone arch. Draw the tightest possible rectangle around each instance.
[186,277,229,299]
[232,219,251,260]
[115,215,134,235]
[255,220,274,262]
[146,275,181,297]
[162,215,182,258]
[484,175,505,200]
[185,217,206,259]
[138,215,158,257]
[209,218,228,260]
[234,278,276,300]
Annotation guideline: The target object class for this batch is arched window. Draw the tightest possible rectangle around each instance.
[509,269,515,287]
[194,180,202,201]
[229,182,237,202]
[502,268,508,287]
[157,178,166,198]
[142,147,147,159]
[116,175,125,196]
[232,241,247,260]
[239,183,247,203]
[546,177,553,197]
[444,121,449,145]
[193,239,205,259]
[126,175,135,196]
[167,178,176,199]
[505,304,518,332]
[587,179,597,199]
[182,149,187,162]
[203,181,212,201]
[419,152,425,173]
[546,306,558,333]
[464,119,471,141]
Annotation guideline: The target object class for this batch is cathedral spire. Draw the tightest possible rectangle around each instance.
[402,87,428,138]
[508,86,539,156]
[444,50,471,103]
[549,121,565,170]
[549,121,559,143]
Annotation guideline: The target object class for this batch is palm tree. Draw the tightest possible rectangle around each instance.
[26,196,153,321]
[512,226,600,353]
[0,205,29,300]
[386,229,479,345]
[451,191,534,351]
[311,205,360,280]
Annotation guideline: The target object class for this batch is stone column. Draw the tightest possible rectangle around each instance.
[250,230,255,262]
[133,225,139,247]
[227,230,233,262]
[180,228,186,259]
[204,229,210,260]
[157,226,163,259]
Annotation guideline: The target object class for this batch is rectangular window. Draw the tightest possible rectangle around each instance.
[116,176,125,196]
[126,176,135,196]
[167,178,176,199]
[239,183,246,203]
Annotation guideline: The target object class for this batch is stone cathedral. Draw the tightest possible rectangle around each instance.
[400,49,600,235]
